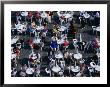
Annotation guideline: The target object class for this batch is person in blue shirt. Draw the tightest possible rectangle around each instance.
[50,41,58,51]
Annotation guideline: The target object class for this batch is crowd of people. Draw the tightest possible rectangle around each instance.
[11,11,100,77]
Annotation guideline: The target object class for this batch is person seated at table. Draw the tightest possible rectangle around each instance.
[32,42,39,50]
[64,51,69,59]
[89,15,95,27]
[92,54,99,64]
[31,21,36,29]
[84,57,92,66]
[16,42,22,50]
[15,47,20,58]
[83,65,91,77]
[42,26,48,36]
[25,25,31,35]
[92,39,100,53]
[39,41,44,51]
[49,58,56,68]
[88,66,95,77]
[51,35,58,41]
[64,51,72,66]
[81,41,86,51]
[41,32,46,43]
[80,16,86,29]
[33,67,40,77]
[34,12,41,25]
[30,53,40,65]
[11,58,17,69]
[36,52,41,61]
[15,11,21,22]
[50,41,58,51]
[19,38,25,48]
[53,12,60,25]
[11,12,17,24]
[59,59,65,69]
[49,11,53,18]
[94,12,100,27]
[11,27,18,35]
[27,25,35,37]
[22,23,27,35]
[29,55,34,63]
[63,68,70,77]
[21,64,28,72]
[27,11,33,23]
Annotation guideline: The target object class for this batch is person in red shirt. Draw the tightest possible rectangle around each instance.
[28,39,33,45]
[15,47,20,58]
[34,12,41,26]
[63,39,69,50]
[28,39,34,49]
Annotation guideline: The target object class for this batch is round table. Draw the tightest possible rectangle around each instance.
[26,68,34,75]
[51,65,61,73]
[74,53,82,60]
[55,53,63,59]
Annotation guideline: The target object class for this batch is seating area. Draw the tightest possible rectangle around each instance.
[11,11,100,77]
